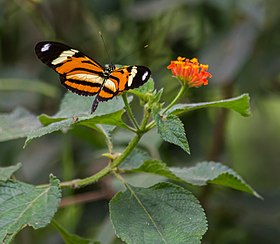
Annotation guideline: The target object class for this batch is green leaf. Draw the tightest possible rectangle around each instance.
[169,94,251,117]
[53,92,93,118]
[154,114,190,154]
[0,108,41,142]
[24,118,74,147]
[123,160,261,198]
[152,88,164,104]
[110,182,207,244]
[38,115,65,126]
[25,110,126,147]
[54,92,130,118]
[0,175,61,243]
[128,78,154,99]
[122,159,180,182]
[24,92,130,147]
[39,92,131,122]
[0,163,22,181]
[112,173,167,192]
[120,148,151,170]
[52,220,98,244]
[170,161,261,198]
[77,110,126,129]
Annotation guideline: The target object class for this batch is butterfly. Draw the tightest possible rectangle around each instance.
[35,41,151,113]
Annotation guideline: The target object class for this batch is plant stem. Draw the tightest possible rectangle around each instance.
[121,123,138,133]
[60,134,141,189]
[59,104,151,189]
[145,120,156,131]
[60,165,112,188]
[96,125,114,154]
[122,93,140,130]
[162,85,187,114]
[110,106,150,169]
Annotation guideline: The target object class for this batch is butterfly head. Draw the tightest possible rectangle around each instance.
[104,63,116,74]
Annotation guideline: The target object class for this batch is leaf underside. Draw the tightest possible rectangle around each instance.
[0,163,22,182]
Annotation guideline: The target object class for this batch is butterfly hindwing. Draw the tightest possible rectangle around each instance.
[35,41,151,113]
[110,65,151,92]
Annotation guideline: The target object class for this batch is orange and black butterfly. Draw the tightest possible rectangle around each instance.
[35,41,151,113]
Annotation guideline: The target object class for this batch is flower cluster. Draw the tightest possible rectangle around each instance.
[167,57,212,88]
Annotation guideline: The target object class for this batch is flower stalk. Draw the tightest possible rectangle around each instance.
[162,85,188,114]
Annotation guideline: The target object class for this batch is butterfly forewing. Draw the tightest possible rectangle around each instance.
[35,41,151,113]
[35,41,105,96]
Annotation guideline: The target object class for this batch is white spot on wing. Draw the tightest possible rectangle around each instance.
[127,66,138,87]
[142,71,149,81]
[51,49,79,65]
[41,43,51,52]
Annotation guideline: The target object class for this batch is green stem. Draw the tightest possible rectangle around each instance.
[97,125,114,153]
[121,123,138,133]
[162,85,187,114]
[122,93,140,130]
[59,105,151,189]
[145,120,156,131]
[60,165,111,188]
[60,134,141,189]
[110,106,150,169]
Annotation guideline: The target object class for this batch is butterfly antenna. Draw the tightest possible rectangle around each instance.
[117,44,149,64]
[99,31,112,64]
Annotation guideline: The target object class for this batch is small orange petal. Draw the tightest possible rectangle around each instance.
[167,56,212,88]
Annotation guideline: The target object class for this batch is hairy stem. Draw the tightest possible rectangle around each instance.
[162,85,187,114]
[59,104,151,189]
[122,93,140,130]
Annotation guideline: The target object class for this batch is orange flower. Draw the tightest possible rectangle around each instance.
[167,56,212,87]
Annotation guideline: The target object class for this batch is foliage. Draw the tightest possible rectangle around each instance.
[0,175,61,243]
[1,0,277,242]
[0,71,258,243]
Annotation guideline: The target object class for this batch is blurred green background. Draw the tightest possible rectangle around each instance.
[0,0,280,243]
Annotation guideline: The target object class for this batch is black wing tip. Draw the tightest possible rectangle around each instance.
[135,65,151,80]
[137,65,152,82]
[35,42,44,55]
[35,41,73,66]
[35,41,64,47]
[35,41,54,52]
[35,41,71,54]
